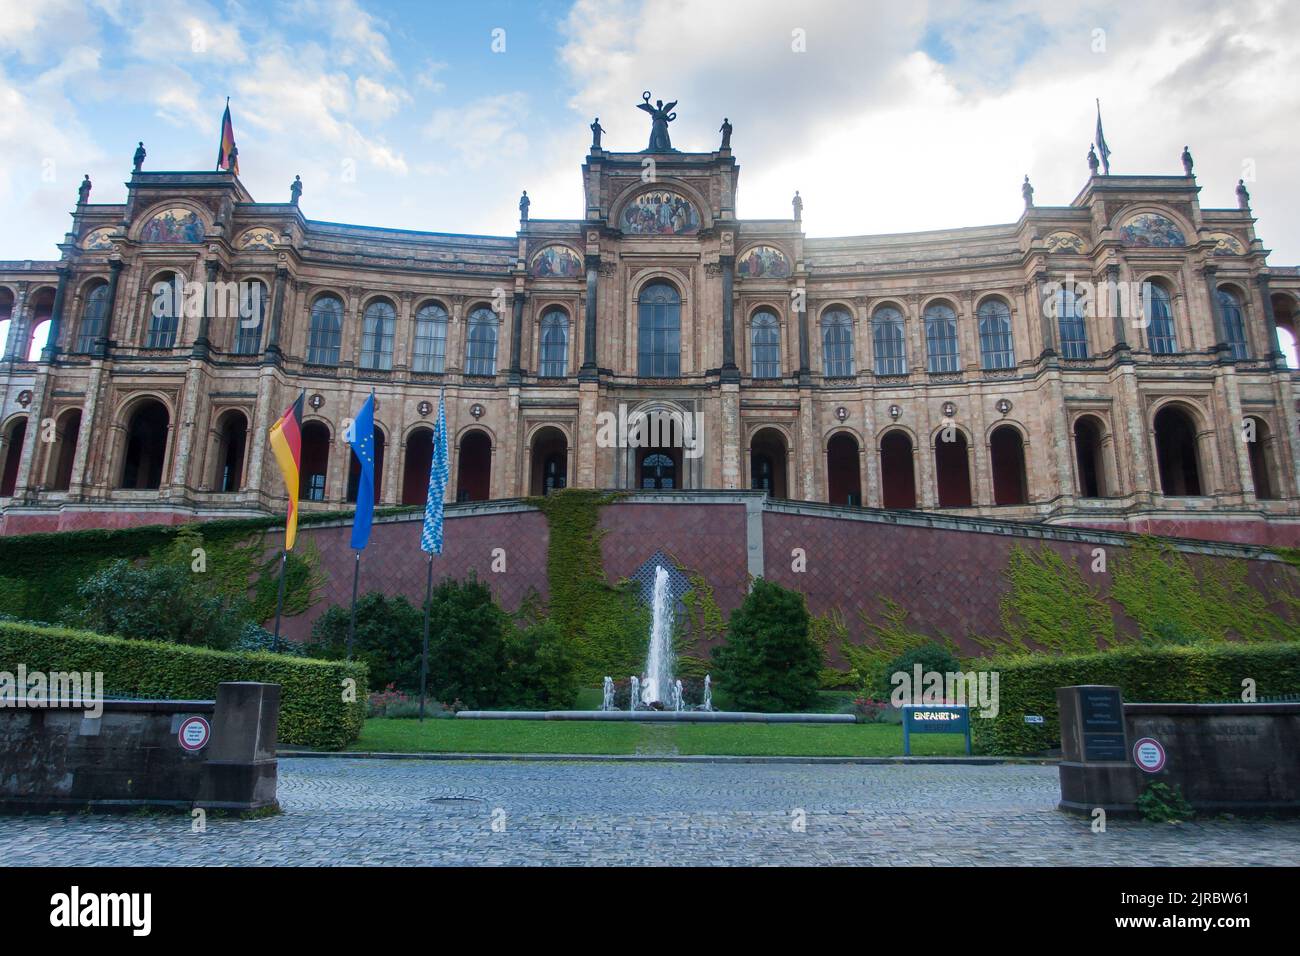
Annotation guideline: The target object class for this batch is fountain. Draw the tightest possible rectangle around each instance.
[455,562,853,723]
[641,565,676,707]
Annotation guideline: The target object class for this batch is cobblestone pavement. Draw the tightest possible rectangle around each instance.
[2,758,1297,866]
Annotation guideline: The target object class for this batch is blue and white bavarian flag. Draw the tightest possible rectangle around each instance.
[348,392,377,550]
[420,389,449,554]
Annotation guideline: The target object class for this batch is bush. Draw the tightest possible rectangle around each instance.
[308,592,423,690]
[68,558,247,649]
[0,620,367,749]
[426,574,509,709]
[711,578,821,712]
[503,621,578,709]
[234,622,306,656]
[970,642,1300,756]
[876,642,962,700]
[1137,782,1195,823]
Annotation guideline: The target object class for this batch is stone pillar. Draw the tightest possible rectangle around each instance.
[1256,273,1283,367]
[720,383,740,489]
[581,254,599,379]
[196,682,280,812]
[509,290,525,382]
[191,259,219,359]
[95,259,124,358]
[796,284,810,385]
[2,284,27,364]
[40,266,70,362]
[263,266,288,365]
[1107,263,1129,353]
[1204,264,1228,355]
[720,254,738,382]
[1035,270,1055,356]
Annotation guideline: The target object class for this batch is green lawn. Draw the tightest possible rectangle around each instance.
[352,718,967,757]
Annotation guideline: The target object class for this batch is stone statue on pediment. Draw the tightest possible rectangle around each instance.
[133,142,146,173]
[590,117,605,149]
[637,92,677,151]
[78,175,92,205]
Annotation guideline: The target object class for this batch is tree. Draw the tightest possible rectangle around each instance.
[712,578,821,712]
[426,574,510,709]
[70,559,245,649]
[503,620,578,709]
[308,592,423,690]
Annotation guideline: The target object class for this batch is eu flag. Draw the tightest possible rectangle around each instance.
[348,393,376,550]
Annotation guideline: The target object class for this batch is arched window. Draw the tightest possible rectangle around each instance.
[821,308,854,378]
[360,299,396,370]
[1074,415,1108,497]
[639,451,677,490]
[750,310,780,379]
[1144,282,1177,354]
[307,295,343,365]
[529,427,568,495]
[146,272,180,348]
[637,282,681,377]
[1,418,27,496]
[1056,286,1089,359]
[300,421,331,501]
[1217,288,1249,360]
[1154,405,1203,496]
[120,399,170,489]
[48,409,81,491]
[826,432,861,506]
[456,429,492,500]
[1245,416,1277,500]
[213,410,248,492]
[0,288,12,361]
[412,302,448,373]
[749,428,788,498]
[539,309,568,377]
[924,302,959,373]
[977,299,1015,370]
[873,306,907,375]
[76,282,110,353]
[879,430,916,509]
[989,425,1028,505]
[465,307,498,376]
[233,281,266,355]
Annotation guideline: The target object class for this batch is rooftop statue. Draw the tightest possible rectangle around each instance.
[637,91,677,152]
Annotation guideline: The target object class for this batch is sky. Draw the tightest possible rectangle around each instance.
[1,0,1299,265]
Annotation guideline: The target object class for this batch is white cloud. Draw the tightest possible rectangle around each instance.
[424,92,529,170]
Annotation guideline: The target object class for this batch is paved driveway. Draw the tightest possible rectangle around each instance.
[1,758,1296,866]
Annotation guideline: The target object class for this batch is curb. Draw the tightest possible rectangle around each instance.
[279,751,1059,766]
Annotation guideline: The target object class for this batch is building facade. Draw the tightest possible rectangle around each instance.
[2,119,1299,544]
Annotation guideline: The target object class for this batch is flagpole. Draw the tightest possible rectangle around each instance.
[419,553,433,721]
[271,550,288,653]
[346,551,361,661]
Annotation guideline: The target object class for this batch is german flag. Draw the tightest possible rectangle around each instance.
[216,98,238,176]
[268,392,305,550]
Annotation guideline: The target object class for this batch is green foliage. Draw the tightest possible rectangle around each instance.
[308,592,423,691]
[0,620,367,749]
[234,622,306,656]
[252,539,326,622]
[503,620,578,709]
[1111,538,1297,643]
[712,577,822,712]
[426,574,510,709]
[875,642,962,699]
[1137,782,1194,823]
[969,642,1300,755]
[67,558,246,649]
[841,598,954,691]
[532,489,647,682]
[999,545,1114,653]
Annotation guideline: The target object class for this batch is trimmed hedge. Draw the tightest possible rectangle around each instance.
[0,621,368,750]
[971,642,1300,756]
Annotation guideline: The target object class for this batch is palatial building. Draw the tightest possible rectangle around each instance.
[1,106,1298,545]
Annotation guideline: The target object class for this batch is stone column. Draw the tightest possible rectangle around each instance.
[796,284,810,385]
[95,259,124,358]
[2,284,27,364]
[581,254,599,379]
[40,266,70,362]
[191,259,219,359]
[263,266,288,365]
[509,290,525,382]
[1204,264,1228,355]
[1256,273,1283,367]
[1035,270,1055,356]
[720,254,738,382]
[1107,263,1129,353]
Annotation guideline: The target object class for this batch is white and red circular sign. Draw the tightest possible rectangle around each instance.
[178,715,212,752]
[1132,737,1166,773]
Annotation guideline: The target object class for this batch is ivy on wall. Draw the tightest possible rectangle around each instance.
[530,489,648,683]
[997,544,1115,654]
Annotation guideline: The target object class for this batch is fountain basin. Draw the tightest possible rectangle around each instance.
[455,710,856,723]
